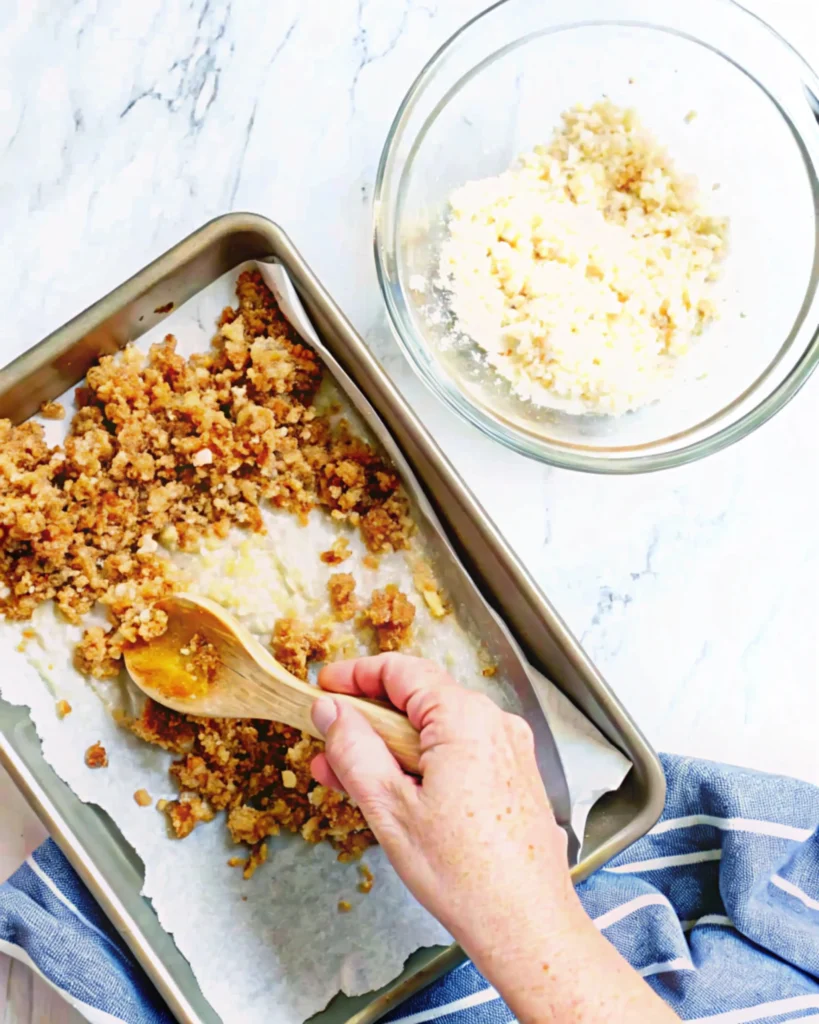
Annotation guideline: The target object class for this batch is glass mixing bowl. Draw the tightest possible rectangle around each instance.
[374,0,819,472]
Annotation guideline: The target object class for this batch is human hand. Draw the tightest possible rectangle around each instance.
[310,654,579,963]
[311,654,680,1024]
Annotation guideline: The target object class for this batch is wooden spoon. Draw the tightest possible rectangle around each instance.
[123,593,421,772]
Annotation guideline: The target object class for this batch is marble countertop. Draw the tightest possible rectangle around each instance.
[1,0,817,1018]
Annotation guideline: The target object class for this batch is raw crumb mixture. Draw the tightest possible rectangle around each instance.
[85,742,108,768]
[1,271,417,869]
[439,100,729,414]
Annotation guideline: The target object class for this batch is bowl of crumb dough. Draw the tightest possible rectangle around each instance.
[374,0,819,472]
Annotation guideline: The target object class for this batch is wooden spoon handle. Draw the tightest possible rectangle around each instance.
[229,649,421,773]
[331,693,421,774]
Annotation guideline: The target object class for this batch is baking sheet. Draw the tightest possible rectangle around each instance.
[0,262,630,1024]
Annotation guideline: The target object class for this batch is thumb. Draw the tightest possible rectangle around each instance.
[311,697,415,832]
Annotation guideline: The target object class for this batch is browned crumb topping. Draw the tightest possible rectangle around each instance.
[163,793,215,839]
[320,536,351,565]
[129,699,197,753]
[0,269,413,682]
[133,788,152,807]
[85,742,108,769]
[362,553,380,570]
[272,617,329,681]
[4,271,418,873]
[126,701,374,862]
[182,632,219,686]
[227,856,244,867]
[328,572,357,622]
[412,560,448,618]
[366,585,415,652]
[55,699,72,719]
[39,400,66,421]
[242,841,268,880]
[482,665,498,678]
[338,900,352,913]
[357,863,375,894]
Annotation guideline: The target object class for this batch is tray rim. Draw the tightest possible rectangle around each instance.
[0,212,666,1024]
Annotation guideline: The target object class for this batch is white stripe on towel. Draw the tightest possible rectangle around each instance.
[25,855,120,954]
[771,874,819,911]
[681,915,734,931]
[389,986,500,1024]
[772,1018,819,1022]
[638,957,694,978]
[605,849,722,873]
[593,893,674,930]
[650,815,812,843]
[689,994,819,1022]
[0,938,127,1024]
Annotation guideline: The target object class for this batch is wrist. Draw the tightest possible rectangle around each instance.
[453,874,589,982]
[460,890,679,1024]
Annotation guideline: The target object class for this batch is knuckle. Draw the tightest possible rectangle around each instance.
[460,691,502,727]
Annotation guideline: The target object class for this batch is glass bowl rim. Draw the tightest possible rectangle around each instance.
[373,0,819,473]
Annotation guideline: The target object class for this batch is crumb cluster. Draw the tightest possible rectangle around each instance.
[181,632,220,688]
[85,742,108,769]
[272,617,329,681]
[366,584,416,652]
[328,572,358,622]
[39,400,66,421]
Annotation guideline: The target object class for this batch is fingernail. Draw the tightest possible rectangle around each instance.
[312,697,338,737]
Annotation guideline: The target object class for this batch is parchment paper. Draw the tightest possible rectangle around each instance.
[0,263,630,1024]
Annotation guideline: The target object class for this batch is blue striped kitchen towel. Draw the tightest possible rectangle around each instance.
[1,753,817,1023]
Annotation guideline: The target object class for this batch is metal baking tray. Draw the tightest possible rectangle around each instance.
[0,214,665,1024]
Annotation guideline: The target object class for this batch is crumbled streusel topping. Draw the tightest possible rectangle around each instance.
[84,742,108,769]
[2,271,418,871]
[328,572,357,622]
[0,270,414,681]
[366,585,416,652]
[271,617,329,681]
[130,700,375,864]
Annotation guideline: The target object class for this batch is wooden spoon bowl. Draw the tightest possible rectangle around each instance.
[123,593,421,772]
